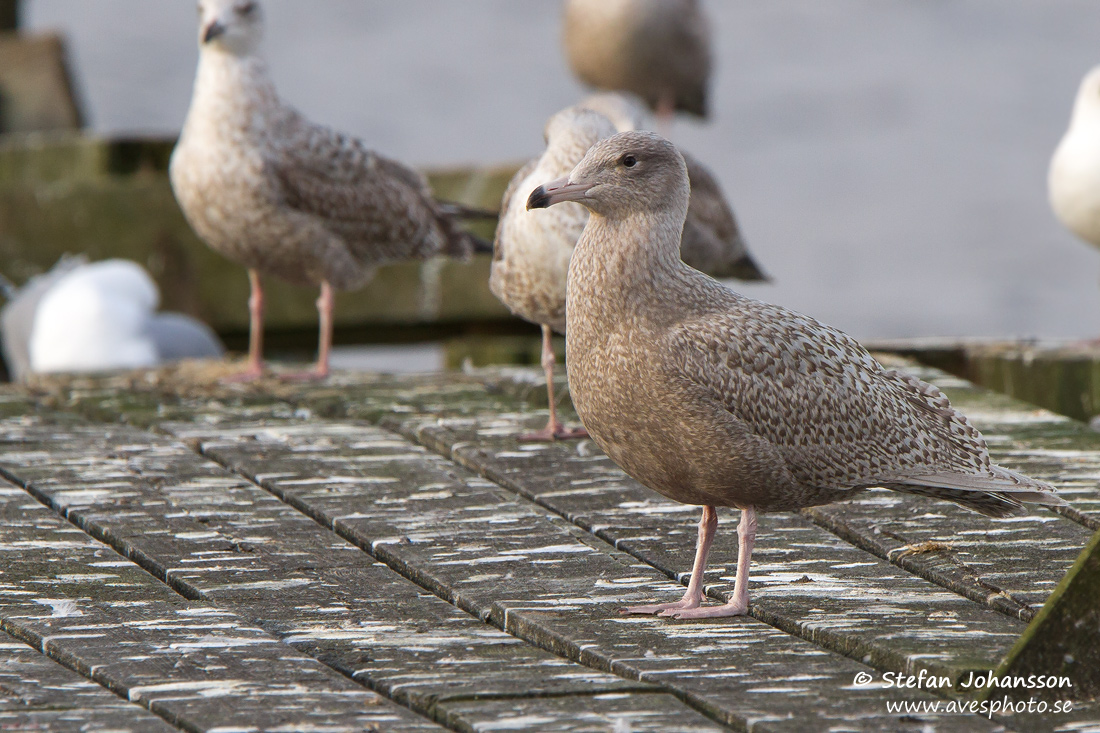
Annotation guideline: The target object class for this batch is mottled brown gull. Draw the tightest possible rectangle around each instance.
[527,131,1067,619]
[563,0,712,121]
[492,102,766,440]
[170,0,477,380]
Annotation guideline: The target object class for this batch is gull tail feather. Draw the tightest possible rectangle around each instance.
[437,201,500,220]
[883,466,1067,518]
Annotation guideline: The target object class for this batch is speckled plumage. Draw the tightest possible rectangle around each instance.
[559,131,1064,517]
[170,0,474,379]
[563,0,711,118]
[170,3,472,292]
[529,130,1066,617]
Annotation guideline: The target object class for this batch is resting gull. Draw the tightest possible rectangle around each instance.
[1050,67,1100,256]
[171,0,478,380]
[493,100,766,440]
[1,257,223,381]
[527,131,1066,619]
[563,0,712,122]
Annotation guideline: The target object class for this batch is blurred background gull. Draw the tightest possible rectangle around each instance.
[0,257,223,380]
[9,0,1100,370]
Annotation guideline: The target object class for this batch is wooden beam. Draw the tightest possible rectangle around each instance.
[0,1,18,31]
[993,527,1100,702]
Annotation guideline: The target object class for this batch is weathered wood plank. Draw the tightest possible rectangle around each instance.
[435,693,729,733]
[470,361,1100,610]
[24,366,516,428]
[0,176,506,332]
[7,359,1100,728]
[0,634,178,732]
[803,499,1088,622]
[178,417,1007,732]
[394,412,1100,730]
[0,482,436,732]
[994,526,1100,702]
[0,420,731,731]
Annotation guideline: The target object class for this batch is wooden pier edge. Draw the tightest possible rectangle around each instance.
[993,525,1100,702]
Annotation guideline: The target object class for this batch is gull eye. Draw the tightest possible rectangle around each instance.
[622,155,637,168]
[239,1,257,15]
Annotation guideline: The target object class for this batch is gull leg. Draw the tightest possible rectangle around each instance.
[223,269,265,382]
[519,325,588,441]
[284,281,333,382]
[622,505,717,615]
[655,92,676,139]
[665,506,755,619]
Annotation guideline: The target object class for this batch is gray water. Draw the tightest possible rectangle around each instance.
[23,0,1100,341]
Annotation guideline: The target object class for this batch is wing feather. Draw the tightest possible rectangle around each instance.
[664,293,1064,512]
[266,111,464,264]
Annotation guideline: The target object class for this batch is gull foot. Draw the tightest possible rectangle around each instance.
[221,366,266,384]
[663,602,748,620]
[518,425,589,442]
[620,599,699,616]
[280,369,329,383]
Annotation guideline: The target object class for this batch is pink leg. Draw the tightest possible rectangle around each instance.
[223,269,265,383]
[622,505,718,615]
[664,506,756,619]
[655,92,675,139]
[283,281,333,382]
[519,325,588,441]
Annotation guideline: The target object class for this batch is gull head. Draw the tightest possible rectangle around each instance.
[542,106,617,165]
[527,131,689,219]
[578,92,649,133]
[197,0,264,55]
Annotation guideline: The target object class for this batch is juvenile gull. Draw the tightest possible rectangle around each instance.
[171,0,476,380]
[528,131,1067,619]
[492,101,766,440]
[563,0,712,121]
[1050,67,1100,256]
[491,107,616,440]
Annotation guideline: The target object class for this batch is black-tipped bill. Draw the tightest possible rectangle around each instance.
[202,20,227,43]
[526,176,592,210]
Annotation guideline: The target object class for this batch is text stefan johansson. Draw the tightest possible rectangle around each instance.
[879,670,1071,691]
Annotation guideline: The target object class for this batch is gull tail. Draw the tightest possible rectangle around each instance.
[716,250,770,283]
[886,466,1067,519]
[437,201,500,220]
[437,214,493,260]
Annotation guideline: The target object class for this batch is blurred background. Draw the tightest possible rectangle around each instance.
[6,0,1100,375]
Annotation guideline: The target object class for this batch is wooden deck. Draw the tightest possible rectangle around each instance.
[0,355,1097,732]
